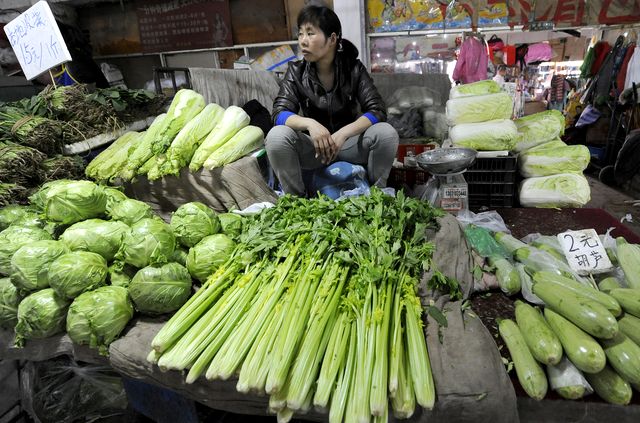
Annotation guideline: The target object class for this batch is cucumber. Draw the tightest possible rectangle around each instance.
[544,308,606,374]
[498,318,548,400]
[514,300,562,365]
[533,271,621,316]
[584,365,632,405]
[533,281,619,339]
[618,313,640,346]
[601,332,640,384]
[488,255,521,295]
[598,277,622,292]
[608,288,640,318]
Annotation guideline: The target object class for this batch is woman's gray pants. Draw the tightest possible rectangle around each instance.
[265,122,399,196]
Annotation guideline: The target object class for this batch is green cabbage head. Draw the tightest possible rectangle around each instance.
[0,278,21,329]
[0,205,38,230]
[49,251,108,300]
[10,240,69,293]
[170,202,220,248]
[119,218,176,268]
[103,187,128,215]
[0,226,52,275]
[43,180,107,224]
[218,213,243,239]
[60,219,129,261]
[129,263,192,315]
[14,288,69,347]
[109,199,154,226]
[108,263,137,289]
[187,234,236,282]
[67,285,133,355]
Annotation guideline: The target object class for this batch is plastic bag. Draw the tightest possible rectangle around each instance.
[547,356,594,400]
[387,86,441,111]
[456,209,510,233]
[517,263,543,305]
[20,358,128,423]
[463,224,509,259]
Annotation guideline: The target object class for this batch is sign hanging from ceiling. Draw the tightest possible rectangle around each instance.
[3,1,71,80]
[135,0,232,53]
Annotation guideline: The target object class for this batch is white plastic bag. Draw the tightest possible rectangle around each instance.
[516,263,543,305]
[456,209,510,233]
[547,356,593,400]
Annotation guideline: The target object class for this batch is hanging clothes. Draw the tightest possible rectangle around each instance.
[452,36,488,84]
[590,41,612,76]
[580,45,596,78]
[617,43,636,94]
[625,46,640,91]
[548,74,569,111]
[524,43,554,64]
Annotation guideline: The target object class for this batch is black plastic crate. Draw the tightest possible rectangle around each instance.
[466,155,518,208]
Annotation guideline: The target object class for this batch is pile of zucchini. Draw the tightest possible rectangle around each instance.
[488,232,640,404]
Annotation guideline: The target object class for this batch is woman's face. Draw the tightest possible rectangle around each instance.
[298,22,335,62]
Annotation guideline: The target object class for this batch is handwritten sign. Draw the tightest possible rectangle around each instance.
[3,1,71,80]
[557,229,613,275]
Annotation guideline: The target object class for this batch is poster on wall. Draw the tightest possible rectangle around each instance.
[478,1,509,27]
[78,2,142,55]
[368,0,444,32]
[135,0,232,53]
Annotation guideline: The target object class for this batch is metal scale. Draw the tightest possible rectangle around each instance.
[416,148,478,213]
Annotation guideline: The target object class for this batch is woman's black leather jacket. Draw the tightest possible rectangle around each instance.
[271,56,386,133]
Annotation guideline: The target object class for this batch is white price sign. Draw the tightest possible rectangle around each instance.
[557,229,613,275]
[3,1,72,81]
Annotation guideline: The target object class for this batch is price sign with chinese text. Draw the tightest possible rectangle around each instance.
[557,229,613,275]
[3,1,71,80]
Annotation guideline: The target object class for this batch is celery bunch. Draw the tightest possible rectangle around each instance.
[149,189,441,421]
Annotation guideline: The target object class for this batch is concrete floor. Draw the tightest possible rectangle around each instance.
[585,174,640,237]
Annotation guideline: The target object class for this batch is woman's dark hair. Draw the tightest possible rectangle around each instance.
[297,5,358,63]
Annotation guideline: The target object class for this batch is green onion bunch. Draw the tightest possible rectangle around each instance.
[150,189,442,422]
[0,143,47,187]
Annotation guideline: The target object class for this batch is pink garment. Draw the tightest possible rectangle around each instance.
[524,43,554,64]
[452,37,489,84]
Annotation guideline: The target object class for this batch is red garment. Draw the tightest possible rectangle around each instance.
[590,41,611,76]
[453,37,489,84]
[617,43,636,92]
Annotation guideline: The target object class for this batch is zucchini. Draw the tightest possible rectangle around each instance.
[598,277,622,292]
[494,232,527,255]
[584,365,632,405]
[544,308,606,374]
[533,271,621,316]
[531,239,565,262]
[616,237,640,289]
[608,288,640,318]
[546,357,589,400]
[498,318,548,400]
[514,300,562,365]
[601,332,640,384]
[533,281,619,339]
[618,313,640,346]
[488,255,521,295]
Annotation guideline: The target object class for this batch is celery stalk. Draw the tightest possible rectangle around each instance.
[329,322,356,423]
[314,312,350,409]
[404,292,435,409]
[370,281,393,415]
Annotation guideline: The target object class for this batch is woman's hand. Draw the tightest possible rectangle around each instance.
[307,119,335,164]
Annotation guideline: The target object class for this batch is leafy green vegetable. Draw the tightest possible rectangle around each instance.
[108,199,154,226]
[42,180,107,225]
[67,285,134,355]
[150,89,206,156]
[158,103,225,177]
[48,251,108,299]
[171,247,188,266]
[446,92,513,126]
[519,173,591,208]
[0,225,52,275]
[119,113,167,181]
[103,187,128,215]
[450,119,518,151]
[514,110,565,152]
[15,288,69,347]
[10,240,69,293]
[450,80,501,99]
[519,144,590,177]
[60,219,129,261]
[190,106,250,171]
[186,234,236,282]
[170,202,221,248]
[108,263,137,288]
[218,213,243,239]
[129,263,193,315]
[203,125,264,169]
[119,218,176,268]
[0,205,38,230]
[0,277,21,328]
